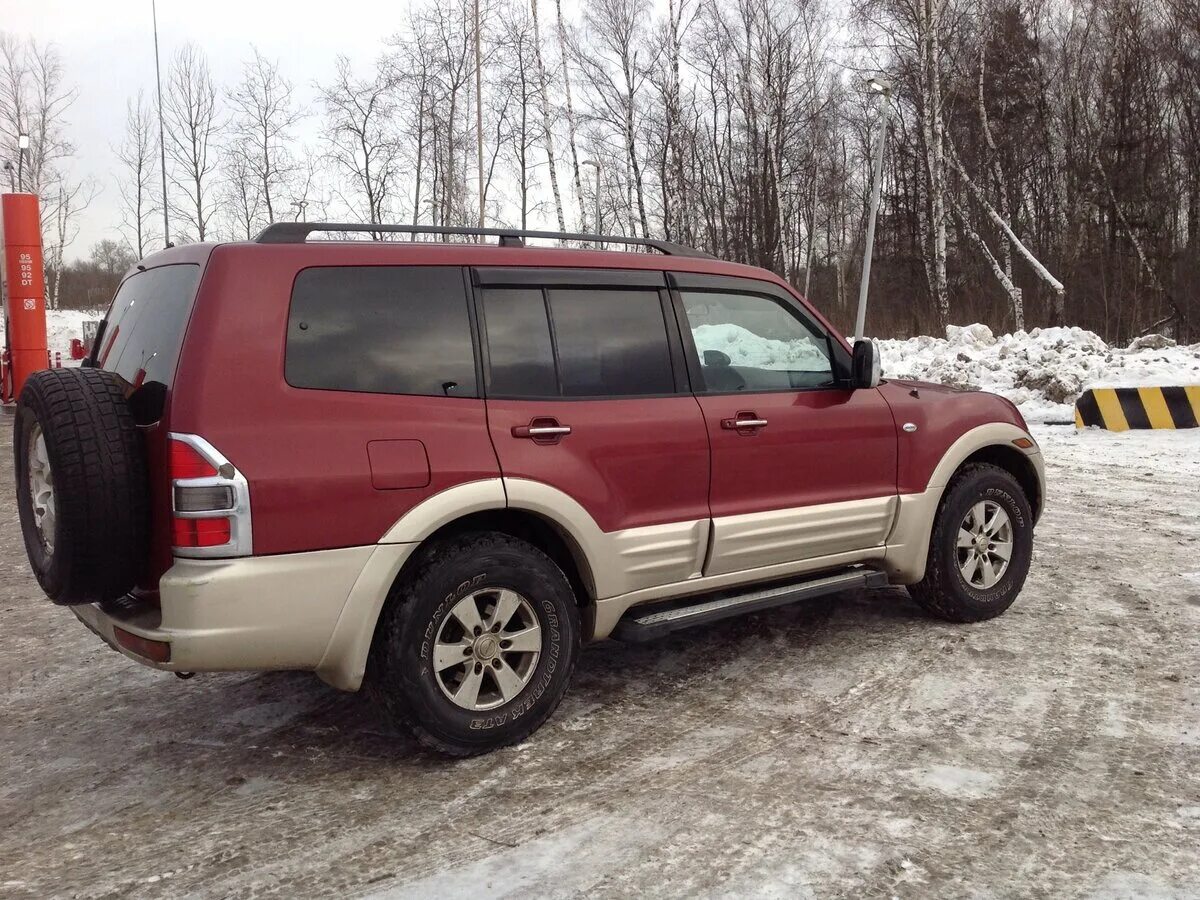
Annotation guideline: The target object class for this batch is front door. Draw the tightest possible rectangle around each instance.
[670,273,898,577]
[477,270,711,596]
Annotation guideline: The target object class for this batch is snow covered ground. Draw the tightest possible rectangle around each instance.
[2,421,1198,897]
[878,324,1200,423]
[0,307,102,367]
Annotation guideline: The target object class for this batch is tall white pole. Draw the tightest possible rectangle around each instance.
[152,0,170,248]
[854,85,891,343]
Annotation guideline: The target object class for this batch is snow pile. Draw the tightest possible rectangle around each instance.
[878,324,1200,423]
[692,322,829,370]
[0,308,102,364]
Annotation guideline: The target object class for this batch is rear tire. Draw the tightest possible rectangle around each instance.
[368,531,581,757]
[910,463,1033,623]
[14,368,149,605]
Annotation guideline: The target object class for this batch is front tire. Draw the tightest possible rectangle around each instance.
[910,463,1034,623]
[368,531,581,756]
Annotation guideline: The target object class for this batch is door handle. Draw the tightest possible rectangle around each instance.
[512,419,572,440]
[721,414,768,430]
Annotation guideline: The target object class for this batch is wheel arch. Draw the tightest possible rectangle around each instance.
[885,423,1044,585]
[959,444,1044,523]
[316,482,601,692]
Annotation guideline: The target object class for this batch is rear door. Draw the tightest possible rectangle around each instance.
[476,267,711,594]
[669,272,898,577]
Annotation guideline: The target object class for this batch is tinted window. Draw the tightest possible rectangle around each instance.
[680,290,834,392]
[481,288,557,396]
[547,288,674,396]
[286,266,477,397]
[97,263,201,390]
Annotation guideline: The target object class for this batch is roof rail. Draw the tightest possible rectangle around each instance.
[253,222,714,259]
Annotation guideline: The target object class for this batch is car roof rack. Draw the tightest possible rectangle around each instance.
[253,222,714,259]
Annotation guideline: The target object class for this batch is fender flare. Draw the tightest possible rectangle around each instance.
[319,478,618,691]
[883,422,1044,584]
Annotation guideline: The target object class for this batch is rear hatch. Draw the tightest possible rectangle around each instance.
[91,261,204,590]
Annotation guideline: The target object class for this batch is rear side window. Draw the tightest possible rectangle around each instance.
[548,289,674,396]
[481,286,675,398]
[286,266,477,397]
[97,263,201,389]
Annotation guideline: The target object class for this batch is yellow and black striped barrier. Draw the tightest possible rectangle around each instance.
[1075,386,1200,430]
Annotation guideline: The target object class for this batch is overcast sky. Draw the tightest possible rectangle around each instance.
[6,0,415,259]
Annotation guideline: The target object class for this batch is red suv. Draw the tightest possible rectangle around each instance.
[13,224,1044,755]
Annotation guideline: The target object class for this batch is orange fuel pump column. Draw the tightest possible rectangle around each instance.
[1,193,49,400]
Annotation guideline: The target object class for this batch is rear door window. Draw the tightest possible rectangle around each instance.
[547,288,675,397]
[286,266,477,397]
[96,263,201,390]
[480,285,675,397]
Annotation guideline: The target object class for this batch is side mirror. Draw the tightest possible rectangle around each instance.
[851,339,881,389]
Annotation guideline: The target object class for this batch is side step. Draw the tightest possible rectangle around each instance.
[612,567,889,643]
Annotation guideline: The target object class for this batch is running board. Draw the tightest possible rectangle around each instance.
[612,568,889,643]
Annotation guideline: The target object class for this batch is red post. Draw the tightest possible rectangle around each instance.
[1,193,48,399]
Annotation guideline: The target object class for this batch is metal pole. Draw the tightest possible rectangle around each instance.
[152,0,170,248]
[475,0,484,229]
[594,167,601,245]
[854,86,890,343]
[582,159,601,248]
[16,134,27,192]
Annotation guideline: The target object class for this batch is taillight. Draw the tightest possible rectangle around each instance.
[170,440,218,479]
[168,434,252,558]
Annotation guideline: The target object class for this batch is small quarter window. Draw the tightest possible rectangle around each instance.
[481,288,558,397]
[286,266,477,397]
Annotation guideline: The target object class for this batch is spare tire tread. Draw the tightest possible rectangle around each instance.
[15,368,149,605]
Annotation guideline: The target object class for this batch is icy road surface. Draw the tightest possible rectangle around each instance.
[1,423,1198,898]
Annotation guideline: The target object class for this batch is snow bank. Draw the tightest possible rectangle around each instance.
[878,324,1200,423]
[0,308,103,369]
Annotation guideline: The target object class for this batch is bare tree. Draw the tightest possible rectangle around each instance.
[0,35,77,198]
[163,44,220,241]
[318,56,402,229]
[43,178,96,309]
[576,0,652,237]
[227,48,303,225]
[530,0,567,230]
[114,91,159,257]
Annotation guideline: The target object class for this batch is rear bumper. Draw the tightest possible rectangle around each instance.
[74,546,377,676]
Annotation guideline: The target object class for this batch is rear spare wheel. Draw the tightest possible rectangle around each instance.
[14,368,149,605]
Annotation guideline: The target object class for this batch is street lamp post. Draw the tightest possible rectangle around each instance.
[854,78,891,344]
[17,133,29,192]
[581,159,602,248]
[292,200,309,222]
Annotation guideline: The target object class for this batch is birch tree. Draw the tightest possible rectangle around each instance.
[529,0,567,231]
[163,44,220,241]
